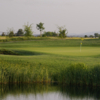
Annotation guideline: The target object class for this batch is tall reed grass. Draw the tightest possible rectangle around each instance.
[0,59,100,86]
[56,63,100,86]
[0,60,50,84]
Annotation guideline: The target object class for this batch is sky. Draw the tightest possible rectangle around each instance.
[0,0,100,35]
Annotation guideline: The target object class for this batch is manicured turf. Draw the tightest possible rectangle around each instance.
[0,39,100,66]
[16,47,100,56]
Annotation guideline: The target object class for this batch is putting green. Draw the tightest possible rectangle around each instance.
[17,47,100,56]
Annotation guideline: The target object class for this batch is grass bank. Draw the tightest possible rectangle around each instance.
[0,39,100,86]
[0,60,100,86]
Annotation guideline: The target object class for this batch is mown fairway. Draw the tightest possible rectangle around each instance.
[16,47,100,56]
[0,39,100,85]
[0,39,100,65]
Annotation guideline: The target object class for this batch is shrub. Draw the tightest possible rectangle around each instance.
[24,23,33,37]
[58,26,68,38]
[1,32,6,36]
[42,31,57,37]
[7,28,15,37]
[16,29,24,36]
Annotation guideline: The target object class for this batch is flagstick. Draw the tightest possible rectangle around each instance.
[80,41,82,52]
[80,38,84,52]
[80,43,81,52]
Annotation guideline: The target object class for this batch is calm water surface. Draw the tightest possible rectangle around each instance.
[0,84,100,100]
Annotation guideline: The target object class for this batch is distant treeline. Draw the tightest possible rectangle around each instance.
[1,22,68,38]
[84,33,100,38]
[1,22,100,38]
[42,31,58,37]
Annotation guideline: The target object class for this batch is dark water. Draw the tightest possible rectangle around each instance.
[0,84,100,100]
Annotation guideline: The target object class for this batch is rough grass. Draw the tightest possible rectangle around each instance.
[0,36,96,41]
[0,38,100,47]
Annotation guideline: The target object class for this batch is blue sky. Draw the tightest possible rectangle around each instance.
[0,0,100,35]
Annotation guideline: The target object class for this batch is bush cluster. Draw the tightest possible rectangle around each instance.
[42,31,57,37]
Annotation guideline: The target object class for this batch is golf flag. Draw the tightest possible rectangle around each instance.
[80,38,84,52]
[81,38,84,41]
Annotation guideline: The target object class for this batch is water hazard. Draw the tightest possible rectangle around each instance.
[0,84,100,100]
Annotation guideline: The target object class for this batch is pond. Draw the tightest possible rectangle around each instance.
[0,84,100,100]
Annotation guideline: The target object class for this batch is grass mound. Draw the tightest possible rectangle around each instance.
[13,50,44,55]
[0,49,44,56]
[0,49,19,55]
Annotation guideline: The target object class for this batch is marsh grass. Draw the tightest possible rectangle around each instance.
[0,59,51,84]
[50,63,100,86]
[0,59,100,86]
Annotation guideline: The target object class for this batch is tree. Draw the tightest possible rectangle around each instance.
[16,29,24,36]
[89,35,94,38]
[24,23,33,37]
[7,28,15,37]
[42,31,57,37]
[94,33,99,38]
[99,34,100,39]
[1,32,5,36]
[84,35,88,38]
[58,26,68,38]
[36,22,45,37]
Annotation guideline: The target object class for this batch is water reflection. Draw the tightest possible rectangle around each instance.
[0,84,100,100]
[60,86,100,100]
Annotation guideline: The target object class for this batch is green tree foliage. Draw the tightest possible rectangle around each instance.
[16,29,24,36]
[99,34,100,39]
[84,35,88,38]
[58,26,68,38]
[1,32,5,36]
[89,35,94,38]
[94,33,99,38]
[7,28,15,37]
[42,31,57,37]
[36,22,45,37]
[24,23,33,37]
